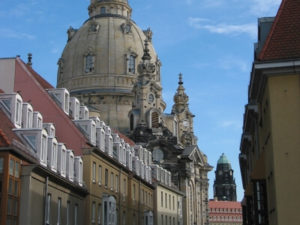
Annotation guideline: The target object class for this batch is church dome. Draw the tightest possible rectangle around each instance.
[57,1,157,94]
[56,0,158,131]
[217,153,230,165]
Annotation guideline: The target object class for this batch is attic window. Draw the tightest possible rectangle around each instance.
[85,54,95,73]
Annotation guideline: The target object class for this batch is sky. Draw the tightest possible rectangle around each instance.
[0,0,281,200]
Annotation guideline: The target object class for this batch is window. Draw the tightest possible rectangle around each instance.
[128,55,136,73]
[101,7,106,14]
[46,194,51,224]
[133,184,136,201]
[173,196,175,210]
[92,202,96,223]
[169,194,171,209]
[57,198,62,225]
[151,112,159,128]
[253,180,268,225]
[67,201,70,225]
[41,134,47,163]
[142,190,144,204]
[105,169,108,187]
[111,172,114,190]
[75,204,78,225]
[161,215,164,225]
[161,191,163,207]
[115,175,119,192]
[0,158,3,173]
[98,204,101,225]
[165,193,167,208]
[92,162,96,183]
[85,54,95,73]
[98,166,102,185]
[123,179,126,200]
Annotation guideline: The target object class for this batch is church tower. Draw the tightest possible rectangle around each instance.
[172,74,196,147]
[57,0,159,133]
[213,153,237,201]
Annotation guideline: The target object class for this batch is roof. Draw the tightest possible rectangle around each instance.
[259,0,300,61]
[217,153,230,165]
[209,200,242,209]
[112,129,135,146]
[25,64,53,89]
[0,109,22,147]
[182,145,197,157]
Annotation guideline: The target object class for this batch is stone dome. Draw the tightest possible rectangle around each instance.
[57,0,159,132]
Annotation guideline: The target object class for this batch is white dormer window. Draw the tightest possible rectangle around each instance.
[57,143,67,177]
[69,97,80,120]
[33,112,43,129]
[90,117,101,128]
[43,123,56,138]
[0,93,23,128]
[47,137,58,172]
[79,106,89,120]
[74,156,83,186]
[22,102,33,128]
[14,128,48,166]
[74,119,96,146]
[47,88,70,115]
[66,150,75,182]
[96,127,105,152]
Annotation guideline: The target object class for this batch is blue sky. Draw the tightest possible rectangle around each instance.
[0,0,281,200]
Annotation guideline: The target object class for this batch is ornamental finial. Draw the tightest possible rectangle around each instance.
[179,73,183,85]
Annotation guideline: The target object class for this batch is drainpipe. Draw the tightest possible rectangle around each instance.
[44,176,49,225]
[118,168,122,225]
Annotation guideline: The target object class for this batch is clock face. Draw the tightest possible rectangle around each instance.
[148,93,155,103]
[183,120,189,127]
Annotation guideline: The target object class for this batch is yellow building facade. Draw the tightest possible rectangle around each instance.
[83,149,154,225]
[240,1,300,224]
[154,183,183,225]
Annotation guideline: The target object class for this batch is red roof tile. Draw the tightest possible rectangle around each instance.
[0,110,22,147]
[209,200,242,209]
[259,0,300,61]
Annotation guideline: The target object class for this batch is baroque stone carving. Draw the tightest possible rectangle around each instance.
[121,22,132,34]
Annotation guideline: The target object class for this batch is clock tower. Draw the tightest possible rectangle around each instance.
[213,153,237,201]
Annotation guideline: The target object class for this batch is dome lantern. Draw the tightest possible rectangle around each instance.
[89,0,132,19]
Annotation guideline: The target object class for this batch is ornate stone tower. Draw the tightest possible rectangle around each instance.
[213,153,237,201]
[171,74,196,147]
[57,0,159,133]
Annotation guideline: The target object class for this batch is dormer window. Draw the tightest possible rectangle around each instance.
[47,88,70,115]
[0,93,23,128]
[22,103,33,128]
[85,54,95,73]
[70,97,80,120]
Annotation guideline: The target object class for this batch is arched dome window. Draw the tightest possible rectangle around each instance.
[85,54,95,73]
[128,55,136,73]
[101,7,106,14]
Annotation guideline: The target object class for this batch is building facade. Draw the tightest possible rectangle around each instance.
[239,0,300,224]
[213,154,237,201]
[209,200,242,225]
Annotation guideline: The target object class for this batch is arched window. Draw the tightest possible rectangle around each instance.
[151,112,159,128]
[85,54,95,73]
[130,114,134,130]
[128,55,136,73]
[101,7,106,14]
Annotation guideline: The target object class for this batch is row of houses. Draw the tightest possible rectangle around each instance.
[0,57,184,225]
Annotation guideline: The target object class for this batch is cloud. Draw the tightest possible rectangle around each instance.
[0,28,35,40]
[217,56,250,72]
[219,120,242,129]
[250,0,281,16]
[188,17,257,38]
